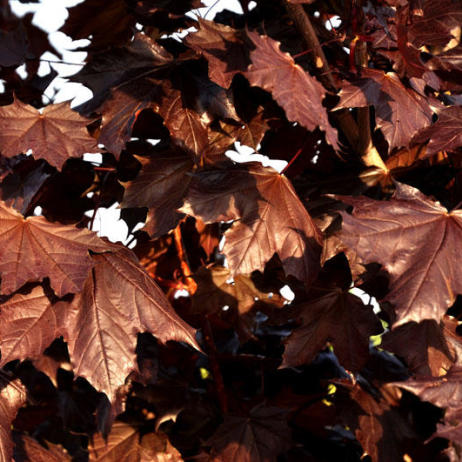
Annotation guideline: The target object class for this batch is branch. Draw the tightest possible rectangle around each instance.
[283,1,383,166]
[284,2,336,90]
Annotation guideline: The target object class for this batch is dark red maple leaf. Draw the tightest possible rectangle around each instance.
[336,382,418,462]
[185,19,249,89]
[282,288,382,371]
[381,319,455,377]
[336,182,462,326]
[15,436,70,462]
[71,33,174,101]
[65,247,198,402]
[334,68,433,151]
[0,99,100,169]
[0,201,110,296]
[0,377,26,462]
[207,404,291,462]
[392,367,462,410]
[413,106,462,156]
[0,286,64,367]
[60,0,135,49]
[120,147,194,238]
[244,31,338,149]
[181,163,322,283]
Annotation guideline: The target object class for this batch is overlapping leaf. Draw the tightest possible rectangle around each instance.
[207,405,291,462]
[181,163,322,283]
[245,31,338,149]
[0,378,26,462]
[60,0,135,49]
[66,247,198,402]
[15,436,70,462]
[185,19,249,89]
[0,99,100,169]
[121,147,194,237]
[337,182,462,326]
[337,383,418,462]
[0,202,110,296]
[88,422,182,461]
[382,320,455,376]
[282,289,382,371]
[414,106,462,156]
[335,68,433,150]
[0,286,64,367]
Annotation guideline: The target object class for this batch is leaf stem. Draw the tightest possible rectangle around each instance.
[282,1,363,156]
[202,316,228,414]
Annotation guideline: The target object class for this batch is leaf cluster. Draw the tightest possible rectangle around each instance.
[0,0,462,460]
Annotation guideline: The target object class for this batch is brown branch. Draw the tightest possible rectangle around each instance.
[283,1,382,165]
[354,20,387,170]
[284,2,336,90]
[203,316,228,414]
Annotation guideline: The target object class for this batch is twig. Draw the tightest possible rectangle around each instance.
[283,1,382,165]
[283,2,336,90]
[203,316,228,414]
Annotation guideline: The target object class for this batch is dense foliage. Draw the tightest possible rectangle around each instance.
[0,0,462,460]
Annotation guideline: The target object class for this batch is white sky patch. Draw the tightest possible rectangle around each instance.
[226,142,288,173]
[325,15,341,31]
[280,285,295,302]
[85,203,129,244]
[83,153,103,164]
[350,287,381,314]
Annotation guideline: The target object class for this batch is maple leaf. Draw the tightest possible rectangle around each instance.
[0,377,26,462]
[244,31,338,149]
[381,320,455,377]
[191,265,284,316]
[185,19,249,89]
[207,404,291,462]
[336,182,462,326]
[71,33,174,101]
[96,77,165,156]
[334,68,433,151]
[126,0,203,34]
[181,163,322,283]
[88,422,182,462]
[65,247,198,402]
[0,202,110,296]
[406,0,462,51]
[0,99,100,170]
[60,0,135,49]
[413,106,462,156]
[337,382,418,462]
[282,288,382,371]
[120,148,194,238]
[16,436,70,462]
[392,367,462,410]
[0,286,64,367]
[0,12,60,68]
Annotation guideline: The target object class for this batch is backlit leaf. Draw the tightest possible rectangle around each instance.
[0,99,100,169]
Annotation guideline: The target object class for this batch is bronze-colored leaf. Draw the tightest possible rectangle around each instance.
[0,286,63,367]
[181,163,322,283]
[0,99,100,169]
[245,31,338,149]
[66,247,198,402]
[0,201,110,296]
[336,182,462,326]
